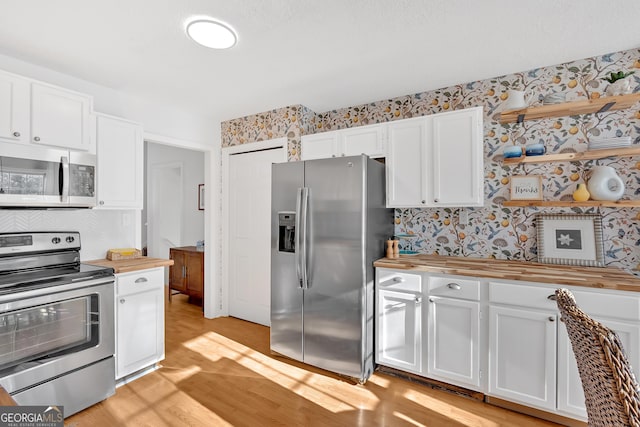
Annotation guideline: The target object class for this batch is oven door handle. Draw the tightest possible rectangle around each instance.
[60,156,69,203]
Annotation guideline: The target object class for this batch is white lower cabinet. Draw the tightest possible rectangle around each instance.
[115,267,165,379]
[376,269,423,374]
[376,267,640,423]
[488,305,557,411]
[427,275,481,390]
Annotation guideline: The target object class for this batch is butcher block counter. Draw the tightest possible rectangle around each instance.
[85,257,174,273]
[374,254,640,292]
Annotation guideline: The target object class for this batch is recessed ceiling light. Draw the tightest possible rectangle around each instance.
[186,18,237,49]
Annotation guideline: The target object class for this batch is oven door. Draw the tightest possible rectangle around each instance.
[0,278,114,394]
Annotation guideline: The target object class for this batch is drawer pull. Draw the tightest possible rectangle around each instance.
[135,277,148,283]
[393,277,405,283]
[548,316,555,322]
[547,294,557,301]
[120,298,125,304]
[447,283,461,290]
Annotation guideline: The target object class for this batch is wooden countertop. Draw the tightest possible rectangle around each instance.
[374,254,640,292]
[85,257,174,274]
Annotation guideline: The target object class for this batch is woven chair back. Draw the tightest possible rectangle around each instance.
[555,288,640,426]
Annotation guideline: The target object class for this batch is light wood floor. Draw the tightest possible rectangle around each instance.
[67,294,561,427]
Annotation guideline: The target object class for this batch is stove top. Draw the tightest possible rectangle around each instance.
[0,263,114,294]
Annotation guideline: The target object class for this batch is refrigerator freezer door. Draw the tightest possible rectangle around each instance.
[271,161,305,361]
[303,156,367,379]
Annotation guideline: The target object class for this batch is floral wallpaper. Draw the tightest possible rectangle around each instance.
[221,48,640,274]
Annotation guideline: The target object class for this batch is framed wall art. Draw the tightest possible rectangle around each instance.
[536,214,604,267]
[510,175,543,201]
[198,184,205,210]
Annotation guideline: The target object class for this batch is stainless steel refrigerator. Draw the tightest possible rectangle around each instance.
[270,154,393,383]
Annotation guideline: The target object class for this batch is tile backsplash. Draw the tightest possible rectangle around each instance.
[0,209,138,261]
[222,48,640,274]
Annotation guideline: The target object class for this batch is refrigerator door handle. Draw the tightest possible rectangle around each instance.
[299,187,309,289]
[295,188,305,288]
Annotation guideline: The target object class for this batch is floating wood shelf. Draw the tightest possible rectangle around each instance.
[503,146,640,165]
[503,200,640,208]
[499,93,640,124]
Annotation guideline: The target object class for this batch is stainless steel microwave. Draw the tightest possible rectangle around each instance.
[0,144,96,207]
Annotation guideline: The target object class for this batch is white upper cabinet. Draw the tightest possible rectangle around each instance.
[386,106,484,208]
[431,107,484,206]
[300,131,338,160]
[95,114,143,209]
[0,71,29,144]
[301,123,386,160]
[31,82,93,152]
[386,117,430,207]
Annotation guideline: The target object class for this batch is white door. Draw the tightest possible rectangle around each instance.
[376,289,423,374]
[488,305,557,411]
[0,71,29,144]
[427,296,480,390]
[341,124,386,158]
[148,163,183,262]
[228,146,284,326]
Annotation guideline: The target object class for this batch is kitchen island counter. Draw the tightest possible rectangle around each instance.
[374,254,640,292]
[85,257,174,273]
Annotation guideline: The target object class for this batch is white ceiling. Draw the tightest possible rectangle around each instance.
[1,1,639,122]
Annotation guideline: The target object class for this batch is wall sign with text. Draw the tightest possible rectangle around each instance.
[510,175,543,201]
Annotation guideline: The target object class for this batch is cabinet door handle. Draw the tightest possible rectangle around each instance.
[34,136,40,141]
[547,294,557,301]
[429,297,434,303]
[415,297,422,303]
[548,316,555,322]
[120,298,125,304]
[434,198,439,203]
[447,283,461,290]
[12,131,20,137]
[182,266,187,278]
[393,277,405,283]
[135,277,148,283]
[421,200,426,204]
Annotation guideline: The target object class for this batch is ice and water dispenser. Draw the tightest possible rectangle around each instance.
[278,212,296,253]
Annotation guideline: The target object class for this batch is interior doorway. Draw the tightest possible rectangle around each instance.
[144,142,205,300]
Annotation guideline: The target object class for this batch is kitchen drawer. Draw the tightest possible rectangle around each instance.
[116,267,164,296]
[376,268,422,293]
[429,275,480,301]
[572,289,640,321]
[489,281,558,310]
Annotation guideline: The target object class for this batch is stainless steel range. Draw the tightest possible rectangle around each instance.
[0,232,115,417]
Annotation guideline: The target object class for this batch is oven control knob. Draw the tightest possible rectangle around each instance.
[66,236,75,243]
[51,237,61,244]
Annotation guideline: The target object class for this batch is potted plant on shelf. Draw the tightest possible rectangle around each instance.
[603,71,635,96]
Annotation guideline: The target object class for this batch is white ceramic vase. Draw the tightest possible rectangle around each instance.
[586,166,625,201]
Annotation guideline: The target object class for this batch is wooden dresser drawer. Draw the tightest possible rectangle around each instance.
[429,275,480,301]
[376,268,422,293]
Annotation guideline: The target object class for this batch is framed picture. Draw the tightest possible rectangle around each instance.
[510,175,543,200]
[536,214,604,267]
[198,184,205,210]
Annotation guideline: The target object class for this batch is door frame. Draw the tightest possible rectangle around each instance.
[221,137,288,317]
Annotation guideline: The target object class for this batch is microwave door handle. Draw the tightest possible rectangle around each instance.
[60,156,69,203]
